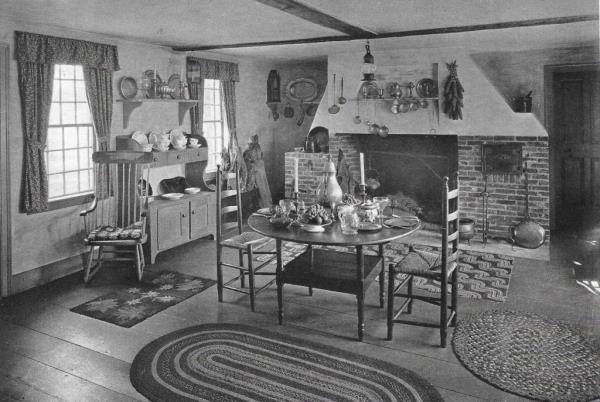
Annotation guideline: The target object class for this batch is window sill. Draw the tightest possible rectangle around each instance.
[47,193,94,212]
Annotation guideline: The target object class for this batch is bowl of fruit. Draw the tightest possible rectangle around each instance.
[269,206,293,229]
[300,204,333,232]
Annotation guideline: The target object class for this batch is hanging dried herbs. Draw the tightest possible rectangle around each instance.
[443,61,464,120]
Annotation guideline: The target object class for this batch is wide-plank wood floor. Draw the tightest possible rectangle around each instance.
[0,232,598,401]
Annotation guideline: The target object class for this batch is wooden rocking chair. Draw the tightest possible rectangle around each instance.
[80,151,154,283]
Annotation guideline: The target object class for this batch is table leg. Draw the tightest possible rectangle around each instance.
[356,245,365,341]
[276,239,283,325]
[379,243,385,308]
[308,245,314,296]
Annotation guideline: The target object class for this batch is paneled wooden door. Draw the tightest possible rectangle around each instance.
[552,68,600,233]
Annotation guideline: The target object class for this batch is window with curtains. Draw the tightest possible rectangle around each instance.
[202,79,229,171]
[46,64,95,201]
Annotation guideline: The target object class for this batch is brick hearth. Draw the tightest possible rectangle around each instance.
[284,134,550,241]
[458,136,550,239]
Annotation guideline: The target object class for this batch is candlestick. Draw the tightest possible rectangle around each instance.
[293,158,299,193]
[153,66,157,81]
[359,184,367,204]
[359,153,365,185]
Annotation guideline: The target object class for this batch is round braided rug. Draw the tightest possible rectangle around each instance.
[452,310,600,402]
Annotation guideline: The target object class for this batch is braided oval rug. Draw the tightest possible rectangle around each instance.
[131,323,444,402]
[452,310,600,402]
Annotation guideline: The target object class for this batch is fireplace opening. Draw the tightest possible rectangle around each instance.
[357,135,458,224]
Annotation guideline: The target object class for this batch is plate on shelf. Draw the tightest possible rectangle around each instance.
[384,216,420,229]
[184,187,201,194]
[167,74,181,98]
[256,208,272,215]
[415,78,437,98]
[357,222,382,232]
[161,193,184,201]
[119,76,138,99]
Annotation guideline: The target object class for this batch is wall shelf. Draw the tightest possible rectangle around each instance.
[117,99,198,129]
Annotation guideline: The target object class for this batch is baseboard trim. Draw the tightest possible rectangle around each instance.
[11,254,85,295]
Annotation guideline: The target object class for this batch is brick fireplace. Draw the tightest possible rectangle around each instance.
[285,134,549,240]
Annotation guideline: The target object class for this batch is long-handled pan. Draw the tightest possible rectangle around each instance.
[510,159,546,249]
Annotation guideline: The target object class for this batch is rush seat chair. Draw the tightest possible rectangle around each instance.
[387,173,460,347]
[215,163,276,311]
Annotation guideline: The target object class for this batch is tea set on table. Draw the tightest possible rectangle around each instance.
[132,126,203,152]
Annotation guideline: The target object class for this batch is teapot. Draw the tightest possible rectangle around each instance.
[358,200,379,223]
[150,131,170,152]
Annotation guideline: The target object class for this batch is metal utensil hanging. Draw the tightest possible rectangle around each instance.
[338,77,347,105]
[328,74,340,114]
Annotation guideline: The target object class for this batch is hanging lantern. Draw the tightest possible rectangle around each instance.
[361,41,376,81]
[359,41,379,99]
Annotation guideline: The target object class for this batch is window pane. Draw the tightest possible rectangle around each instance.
[205,105,214,121]
[203,90,211,105]
[214,89,220,104]
[79,170,91,191]
[74,65,84,80]
[78,127,88,148]
[47,151,64,174]
[64,171,79,194]
[49,103,61,125]
[64,149,78,171]
[79,148,90,169]
[61,103,76,124]
[214,104,221,120]
[47,127,63,150]
[203,123,215,139]
[52,80,60,102]
[64,127,78,148]
[47,64,95,202]
[48,174,64,198]
[76,103,91,124]
[61,79,75,102]
[75,80,87,102]
[60,65,75,79]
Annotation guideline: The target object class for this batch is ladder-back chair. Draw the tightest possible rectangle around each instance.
[80,151,154,283]
[216,164,276,311]
[387,173,460,347]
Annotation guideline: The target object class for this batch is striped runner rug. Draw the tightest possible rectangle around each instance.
[130,323,444,402]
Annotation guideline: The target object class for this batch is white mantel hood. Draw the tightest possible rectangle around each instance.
[310,48,548,137]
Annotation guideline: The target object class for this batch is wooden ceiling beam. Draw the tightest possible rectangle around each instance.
[172,14,598,52]
[253,0,376,37]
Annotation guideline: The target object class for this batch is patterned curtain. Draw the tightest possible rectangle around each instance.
[17,61,54,213]
[221,80,247,190]
[188,80,204,136]
[83,67,113,198]
[186,57,239,81]
[15,31,119,213]
[15,31,119,69]
[186,56,239,137]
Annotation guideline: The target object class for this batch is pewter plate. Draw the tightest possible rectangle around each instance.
[286,78,318,102]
